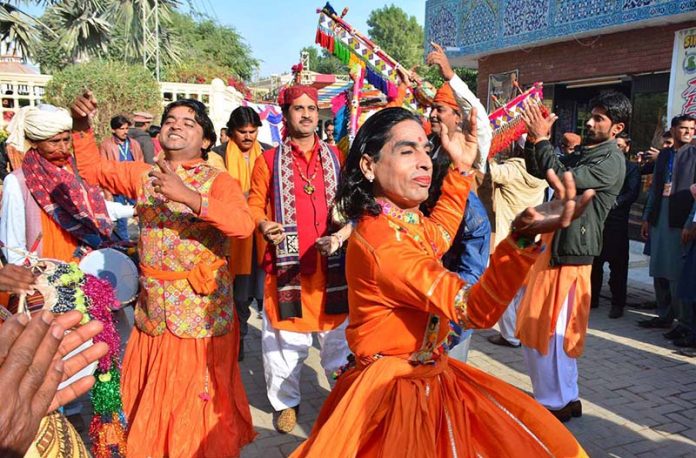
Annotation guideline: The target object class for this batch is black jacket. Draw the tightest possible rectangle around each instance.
[525,139,625,266]
[644,145,696,229]
[604,159,640,229]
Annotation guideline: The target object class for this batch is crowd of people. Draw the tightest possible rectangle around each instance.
[0,43,695,458]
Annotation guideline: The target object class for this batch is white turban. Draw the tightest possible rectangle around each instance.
[6,104,73,152]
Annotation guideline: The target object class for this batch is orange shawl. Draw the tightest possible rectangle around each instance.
[225,140,265,276]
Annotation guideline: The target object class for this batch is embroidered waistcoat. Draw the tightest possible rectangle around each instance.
[134,163,233,338]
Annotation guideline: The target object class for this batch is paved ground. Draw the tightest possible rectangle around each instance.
[73,241,696,457]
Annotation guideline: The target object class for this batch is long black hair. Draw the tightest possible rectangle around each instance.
[335,107,422,221]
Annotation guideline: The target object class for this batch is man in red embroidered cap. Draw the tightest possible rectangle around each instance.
[248,85,349,433]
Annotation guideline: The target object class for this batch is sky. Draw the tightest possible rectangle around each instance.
[190,0,426,78]
[21,1,426,79]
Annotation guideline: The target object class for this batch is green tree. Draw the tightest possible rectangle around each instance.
[366,5,423,69]
[300,45,347,75]
[0,1,59,58]
[50,0,111,63]
[165,11,258,81]
[44,60,161,141]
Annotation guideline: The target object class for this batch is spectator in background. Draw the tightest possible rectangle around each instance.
[323,119,335,145]
[100,115,143,240]
[555,132,581,158]
[676,185,696,355]
[639,115,696,344]
[128,111,155,164]
[486,141,548,348]
[640,131,672,175]
[590,131,641,318]
[148,124,162,156]
[219,127,229,145]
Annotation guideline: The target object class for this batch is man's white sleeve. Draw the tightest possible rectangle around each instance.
[448,74,492,171]
[0,174,28,265]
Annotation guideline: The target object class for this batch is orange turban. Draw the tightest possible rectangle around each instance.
[432,83,459,111]
[279,85,318,106]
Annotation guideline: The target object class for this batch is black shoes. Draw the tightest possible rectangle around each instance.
[673,336,696,348]
[608,306,624,319]
[548,400,582,423]
[637,317,673,329]
[663,327,689,341]
[487,334,521,348]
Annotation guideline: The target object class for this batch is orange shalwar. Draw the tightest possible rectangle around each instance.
[72,130,256,458]
[291,171,587,458]
[247,140,346,332]
[515,233,593,357]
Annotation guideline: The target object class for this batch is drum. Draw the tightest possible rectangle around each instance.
[79,248,139,308]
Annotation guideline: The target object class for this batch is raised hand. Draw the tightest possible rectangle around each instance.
[71,90,98,131]
[148,156,202,212]
[511,170,594,238]
[0,310,107,456]
[439,108,478,172]
[426,42,455,81]
[521,99,557,141]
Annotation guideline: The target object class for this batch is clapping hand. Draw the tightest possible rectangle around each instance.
[511,170,594,238]
[439,108,478,172]
[0,310,107,456]
[521,99,557,142]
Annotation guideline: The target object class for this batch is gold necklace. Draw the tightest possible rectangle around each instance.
[296,158,320,195]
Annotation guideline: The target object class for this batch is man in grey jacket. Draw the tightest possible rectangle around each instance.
[515,91,628,422]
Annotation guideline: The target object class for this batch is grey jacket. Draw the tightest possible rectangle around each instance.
[525,138,625,266]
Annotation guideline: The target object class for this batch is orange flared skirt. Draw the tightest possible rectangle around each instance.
[121,327,256,457]
[291,355,587,458]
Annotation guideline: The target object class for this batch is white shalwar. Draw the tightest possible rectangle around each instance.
[498,286,525,346]
[262,313,350,411]
[522,281,579,410]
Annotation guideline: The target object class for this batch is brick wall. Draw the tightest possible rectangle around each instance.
[476,20,696,99]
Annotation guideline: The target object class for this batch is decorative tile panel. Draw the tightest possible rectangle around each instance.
[424,0,696,60]
[460,1,497,46]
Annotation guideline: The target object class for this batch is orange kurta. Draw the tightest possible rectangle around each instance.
[291,171,586,458]
[38,209,79,262]
[72,130,256,457]
[515,233,593,358]
[247,143,346,333]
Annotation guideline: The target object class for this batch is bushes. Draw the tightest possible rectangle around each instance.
[44,60,162,142]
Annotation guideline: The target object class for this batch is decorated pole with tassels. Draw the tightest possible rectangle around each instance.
[487,82,547,158]
[315,2,419,109]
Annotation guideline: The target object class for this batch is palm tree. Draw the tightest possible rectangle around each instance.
[0,1,58,58]
[105,0,181,65]
[51,0,111,63]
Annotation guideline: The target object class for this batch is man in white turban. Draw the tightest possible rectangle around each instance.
[0,104,114,266]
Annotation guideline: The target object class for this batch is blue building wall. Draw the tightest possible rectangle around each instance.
[425,0,696,58]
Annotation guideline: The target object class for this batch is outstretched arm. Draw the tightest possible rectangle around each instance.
[72,92,150,199]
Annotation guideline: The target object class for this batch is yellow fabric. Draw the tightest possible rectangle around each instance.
[24,412,89,458]
[226,140,264,276]
[225,140,262,193]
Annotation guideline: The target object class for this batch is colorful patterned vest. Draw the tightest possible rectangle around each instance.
[134,162,233,338]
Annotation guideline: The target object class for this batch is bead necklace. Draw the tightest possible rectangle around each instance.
[296,157,320,195]
[376,199,421,224]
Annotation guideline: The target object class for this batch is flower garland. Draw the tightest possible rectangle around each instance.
[46,263,127,457]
